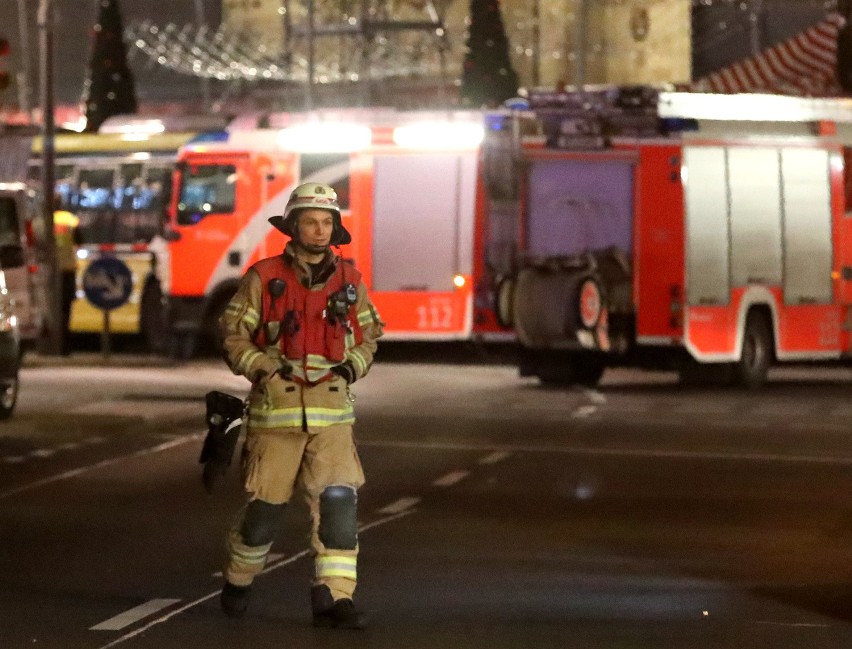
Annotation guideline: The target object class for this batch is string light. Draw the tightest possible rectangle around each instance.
[124,0,844,90]
[124,0,453,86]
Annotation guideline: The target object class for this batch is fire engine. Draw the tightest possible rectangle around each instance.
[485,86,852,388]
[161,110,501,354]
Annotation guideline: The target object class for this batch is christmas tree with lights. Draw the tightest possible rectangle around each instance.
[82,0,137,132]
[460,0,519,108]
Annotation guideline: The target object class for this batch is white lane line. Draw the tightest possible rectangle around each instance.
[90,598,181,631]
[0,433,204,501]
[357,438,852,466]
[572,405,598,419]
[432,470,469,487]
[581,388,607,405]
[3,456,25,464]
[377,497,421,514]
[754,621,830,628]
[57,442,81,451]
[94,510,413,649]
[30,449,56,458]
[478,450,512,465]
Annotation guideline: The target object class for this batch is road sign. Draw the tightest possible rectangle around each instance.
[82,256,132,311]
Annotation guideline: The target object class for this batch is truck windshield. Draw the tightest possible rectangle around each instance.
[177,164,237,225]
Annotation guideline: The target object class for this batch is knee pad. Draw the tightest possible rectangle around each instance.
[240,500,286,547]
[319,485,358,549]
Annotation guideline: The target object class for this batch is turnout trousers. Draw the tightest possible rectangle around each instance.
[223,422,365,601]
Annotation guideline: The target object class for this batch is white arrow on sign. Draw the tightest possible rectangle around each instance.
[84,269,129,300]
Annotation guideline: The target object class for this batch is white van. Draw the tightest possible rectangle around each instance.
[0,183,46,349]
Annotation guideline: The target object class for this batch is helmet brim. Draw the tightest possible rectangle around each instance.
[268,214,352,246]
[268,214,292,236]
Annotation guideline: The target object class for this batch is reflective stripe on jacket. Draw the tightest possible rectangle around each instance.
[251,253,364,384]
[219,242,383,432]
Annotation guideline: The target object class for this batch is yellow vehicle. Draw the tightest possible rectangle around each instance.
[28,116,226,350]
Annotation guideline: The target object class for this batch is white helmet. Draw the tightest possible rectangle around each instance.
[268,182,351,245]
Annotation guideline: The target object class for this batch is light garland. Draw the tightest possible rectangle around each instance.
[125,0,842,88]
[124,4,453,86]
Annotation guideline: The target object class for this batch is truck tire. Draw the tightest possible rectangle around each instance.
[734,311,772,390]
[494,275,515,329]
[0,368,19,420]
[573,358,605,387]
[140,281,167,354]
[534,353,605,387]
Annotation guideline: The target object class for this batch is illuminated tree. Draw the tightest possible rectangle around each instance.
[82,0,137,132]
[460,0,519,108]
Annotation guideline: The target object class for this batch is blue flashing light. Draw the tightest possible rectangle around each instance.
[187,130,230,144]
[503,97,529,111]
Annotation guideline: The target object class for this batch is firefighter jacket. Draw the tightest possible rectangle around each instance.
[219,242,383,433]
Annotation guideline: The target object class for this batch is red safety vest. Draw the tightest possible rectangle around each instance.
[251,254,364,368]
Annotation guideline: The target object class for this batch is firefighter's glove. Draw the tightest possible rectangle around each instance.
[331,361,356,385]
[253,359,294,386]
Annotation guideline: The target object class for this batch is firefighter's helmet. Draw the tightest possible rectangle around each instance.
[268,182,351,246]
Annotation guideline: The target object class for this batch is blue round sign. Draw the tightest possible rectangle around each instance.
[82,257,133,311]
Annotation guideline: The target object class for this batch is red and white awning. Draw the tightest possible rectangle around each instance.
[692,12,845,96]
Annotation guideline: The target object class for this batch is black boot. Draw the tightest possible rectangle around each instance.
[220,581,251,618]
[311,585,366,630]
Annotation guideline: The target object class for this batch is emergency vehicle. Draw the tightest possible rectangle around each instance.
[485,86,852,388]
[162,110,499,354]
[28,115,227,348]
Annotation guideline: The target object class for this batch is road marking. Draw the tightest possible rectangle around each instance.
[377,497,421,514]
[358,438,852,466]
[93,510,413,649]
[581,388,607,405]
[30,448,56,458]
[2,456,25,464]
[478,450,512,465]
[572,405,598,418]
[57,442,80,451]
[0,434,204,501]
[90,599,181,631]
[432,470,469,487]
[754,621,830,628]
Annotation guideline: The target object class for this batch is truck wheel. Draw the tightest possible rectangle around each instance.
[734,312,772,390]
[535,355,604,387]
[494,275,515,329]
[140,281,167,354]
[573,359,605,387]
[0,370,19,420]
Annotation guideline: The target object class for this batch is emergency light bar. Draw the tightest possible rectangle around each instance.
[276,123,372,152]
[392,121,484,150]
[658,91,852,123]
[101,119,167,135]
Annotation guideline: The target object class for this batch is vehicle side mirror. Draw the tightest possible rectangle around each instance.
[0,244,24,270]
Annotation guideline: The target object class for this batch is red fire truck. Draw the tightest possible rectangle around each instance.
[161,110,503,354]
[485,86,852,388]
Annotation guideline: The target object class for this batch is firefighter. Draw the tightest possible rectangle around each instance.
[53,194,80,355]
[213,182,383,628]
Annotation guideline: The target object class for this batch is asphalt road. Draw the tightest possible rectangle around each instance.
[3,352,852,648]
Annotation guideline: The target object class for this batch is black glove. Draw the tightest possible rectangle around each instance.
[331,361,356,384]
